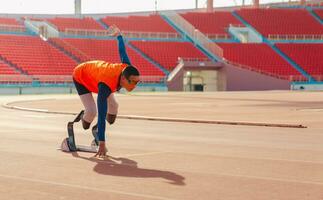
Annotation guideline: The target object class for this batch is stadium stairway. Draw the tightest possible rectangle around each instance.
[127,42,169,75]
[307,7,323,24]
[47,39,81,63]
[97,18,110,29]
[0,54,26,75]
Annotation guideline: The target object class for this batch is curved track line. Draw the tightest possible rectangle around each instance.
[2,99,307,129]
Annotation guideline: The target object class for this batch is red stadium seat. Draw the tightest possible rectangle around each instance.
[101,14,176,33]
[0,35,77,76]
[276,43,323,79]
[47,17,105,32]
[217,43,304,80]
[50,38,165,76]
[236,8,323,37]
[181,11,244,38]
[131,41,208,71]
[313,9,323,20]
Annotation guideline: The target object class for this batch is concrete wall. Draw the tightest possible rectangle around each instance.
[167,61,225,91]
[225,63,290,91]
[229,27,263,43]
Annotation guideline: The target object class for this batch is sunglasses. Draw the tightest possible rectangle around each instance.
[127,78,140,85]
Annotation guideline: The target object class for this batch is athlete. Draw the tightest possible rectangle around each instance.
[72,25,140,157]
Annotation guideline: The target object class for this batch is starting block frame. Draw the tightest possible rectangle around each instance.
[65,110,98,153]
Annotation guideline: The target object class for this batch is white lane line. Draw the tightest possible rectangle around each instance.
[0,174,175,200]
[12,106,48,112]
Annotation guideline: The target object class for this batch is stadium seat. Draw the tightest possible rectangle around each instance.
[131,41,208,71]
[50,38,165,77]
[217,43,304,80]
[181,11,244,38]
[236,8,323,37]
[313,9,323,20]
[0,34,77,77]
[47,17,105,31]
[101,14,176,33]
[276,43,323,79]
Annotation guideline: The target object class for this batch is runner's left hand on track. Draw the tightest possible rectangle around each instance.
[95,141,107,158]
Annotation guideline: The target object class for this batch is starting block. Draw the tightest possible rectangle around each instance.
[60,110,98,153]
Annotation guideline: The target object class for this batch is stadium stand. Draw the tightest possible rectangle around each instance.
[47,17,105,31]
[0,17,26,32]
[0,7,322,87]
[101,14,176,33]
[0,17,23,26]
[180,11,244,39]
[130,41,208,71]
[276,43,323,80]
[50,38,165,78]
[217,43,304,80]
[236,8,323,38]
[0,34,77,76]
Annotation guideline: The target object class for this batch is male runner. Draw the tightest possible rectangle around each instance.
[72,25,140,157]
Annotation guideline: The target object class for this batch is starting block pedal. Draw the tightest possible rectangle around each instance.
[60,110,98,153]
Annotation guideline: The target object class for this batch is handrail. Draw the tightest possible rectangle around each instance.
[0,24,25,32]
[205,33,230,40]
[268,34,323,40]
[224,60,308,82]
[306,1,323,7]
[0,75,33,84]
[180,57,210,62]
[0,75,166,84]
[167,58,185,82]
[63,28,181,39]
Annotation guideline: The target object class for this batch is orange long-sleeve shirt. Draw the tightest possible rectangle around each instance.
[73,60,128,93]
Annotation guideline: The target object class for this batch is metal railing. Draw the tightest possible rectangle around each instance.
[0,24,25,32]
[138,76,166,84]
[268,34,323,40]
[122,31,181,39]
[0,75,166,85]
[64,28,181,39]
[205,33,230,40]
[31,75,73,84]
[0,75,33,84]
[180,57,210,62]
[224,60,309,82]
[306,1,323,7]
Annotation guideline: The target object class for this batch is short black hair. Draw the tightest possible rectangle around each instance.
[122,65,140,79]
